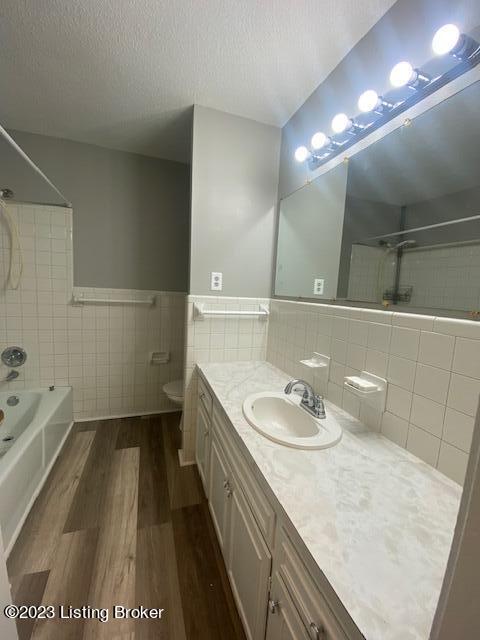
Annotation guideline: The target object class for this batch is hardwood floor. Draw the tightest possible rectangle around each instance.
[7,413,246,640]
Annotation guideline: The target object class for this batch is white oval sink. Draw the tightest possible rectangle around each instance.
[242,392,342,450]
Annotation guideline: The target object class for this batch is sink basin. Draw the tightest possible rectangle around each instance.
[242,392,342,450]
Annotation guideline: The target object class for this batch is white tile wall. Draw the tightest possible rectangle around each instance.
[181,295,269,461]
[0,202,185,419]
[399,243,480,312]
[348,242,480,313]
[347,245,396,303]
[267,299,480,485]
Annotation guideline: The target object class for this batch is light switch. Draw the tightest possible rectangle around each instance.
[314,278,325,295]
[211,272,223,291]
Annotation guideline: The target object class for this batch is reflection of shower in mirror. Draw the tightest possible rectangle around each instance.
[0,190,24,290]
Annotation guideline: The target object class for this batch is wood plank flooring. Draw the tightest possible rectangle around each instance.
[7,413,246,640]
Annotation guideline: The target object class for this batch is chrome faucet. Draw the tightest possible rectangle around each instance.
[4,370,19,382]
[284,379,326,419]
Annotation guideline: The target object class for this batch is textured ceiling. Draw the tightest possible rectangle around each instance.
[0,0,396,162]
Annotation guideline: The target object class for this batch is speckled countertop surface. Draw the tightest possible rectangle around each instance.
[197,361,462,640]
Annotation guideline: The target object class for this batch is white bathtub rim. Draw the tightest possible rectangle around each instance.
[4,419,74,558]
[75,407,180,422]
[0,386,72,484]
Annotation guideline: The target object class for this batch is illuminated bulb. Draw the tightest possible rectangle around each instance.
[432,23,460,55]
[358,90,381,113]
[311,132,329,150]
[294,146,310,163]
[389,61,415,87]
[331,113,352,134]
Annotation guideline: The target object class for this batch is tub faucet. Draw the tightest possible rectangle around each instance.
[284,379,326,419]
[4,370,19,382]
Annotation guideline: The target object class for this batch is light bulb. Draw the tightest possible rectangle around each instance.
[331,113,351,134]
[389,61,415,88]
[358,90,380,113]
[432,24,460,55]
[294,146,310,163]
[311,132,329,150]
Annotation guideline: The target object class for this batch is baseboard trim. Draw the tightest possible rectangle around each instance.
[178,449,195,467]
[75,408,180,422]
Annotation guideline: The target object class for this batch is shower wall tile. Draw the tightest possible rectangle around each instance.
[0,202,185,420]
[266,298,480,485]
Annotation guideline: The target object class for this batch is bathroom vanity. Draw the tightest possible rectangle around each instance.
[194,361,461,640]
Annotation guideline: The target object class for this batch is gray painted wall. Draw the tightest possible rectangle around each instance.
[405,185,480,245]
[189,106,281,297]
[275,163,348,299]
[278,0,480,199]
[1,130,190,291]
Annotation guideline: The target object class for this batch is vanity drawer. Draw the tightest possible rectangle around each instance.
[276,527,350,640]
[212,403,276,550]
[198,376,213,415]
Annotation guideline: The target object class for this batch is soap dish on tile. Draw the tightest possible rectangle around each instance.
[344,371,387,411]
[300,352,330,369]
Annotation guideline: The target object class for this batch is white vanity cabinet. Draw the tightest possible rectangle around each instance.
[226,475,272,640]
[207,408,272,640]
[265,572,312,640]
[195,373,360,640]
[268,526,350,640]
[195,378,212,494]
[208,432,232,554]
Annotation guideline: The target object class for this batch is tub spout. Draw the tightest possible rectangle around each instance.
[4,370,19,382]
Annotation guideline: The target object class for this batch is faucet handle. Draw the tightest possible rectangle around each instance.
[313,394,326,419]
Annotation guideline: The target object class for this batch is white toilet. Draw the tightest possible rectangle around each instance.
[163,379,184,406]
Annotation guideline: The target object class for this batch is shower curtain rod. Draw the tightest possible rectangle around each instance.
[362,214,480,243]
[0,124,72,207]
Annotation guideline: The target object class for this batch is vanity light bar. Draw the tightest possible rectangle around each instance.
[294,23,480,170]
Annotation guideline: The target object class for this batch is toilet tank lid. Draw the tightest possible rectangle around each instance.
[164,379,183,398]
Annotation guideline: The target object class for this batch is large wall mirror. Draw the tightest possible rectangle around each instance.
[274,79,480,318]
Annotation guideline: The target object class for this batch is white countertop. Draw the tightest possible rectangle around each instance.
[197,361,462,640]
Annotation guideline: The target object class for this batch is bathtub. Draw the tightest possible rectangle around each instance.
[0,387,73,554]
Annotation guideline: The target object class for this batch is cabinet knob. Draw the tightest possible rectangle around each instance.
[223,479,233,497]
[268,599,279,614]
[199,392,205,399]
[309,622,324,639]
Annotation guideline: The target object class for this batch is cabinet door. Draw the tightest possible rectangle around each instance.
[208,436,231,554]
[275,527,351,640]
[226,480,272,640]
[195,402,211,494]
[266,572,311,640]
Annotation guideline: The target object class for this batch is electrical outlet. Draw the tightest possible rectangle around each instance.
[211,272,223,291]
[313,278,325,295]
